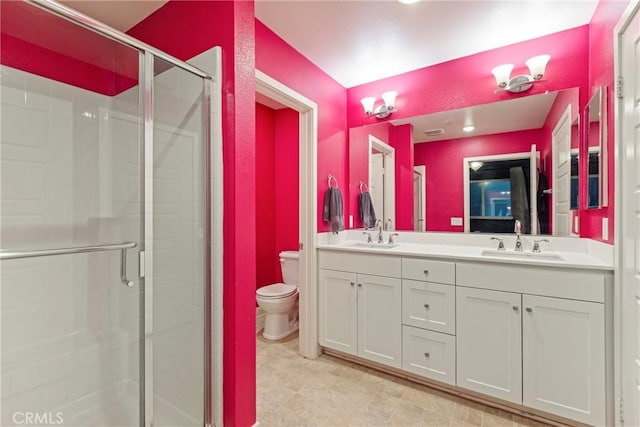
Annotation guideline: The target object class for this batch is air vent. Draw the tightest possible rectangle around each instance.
[424,128,445,137]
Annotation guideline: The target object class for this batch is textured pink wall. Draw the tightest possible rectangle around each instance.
[414,129,543,232]
[389,124,414,230]
[583,0,629,243]
[346,26,590,129]
[255,20,348,232]
[255,103,278,288]
[129,2,257,426]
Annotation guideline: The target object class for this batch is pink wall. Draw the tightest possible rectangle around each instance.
[583,0,629,243]
[255,104,278,287]
[129,2,257,426]
[274,108,300,271]
[255,20,348,232]
[389,124,414,230]
[414,129,543,232]
[346,26,590,129]
[255,105,300,288]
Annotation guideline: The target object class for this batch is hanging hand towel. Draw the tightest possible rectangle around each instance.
[322,187,344,234]
[358,191,377,229]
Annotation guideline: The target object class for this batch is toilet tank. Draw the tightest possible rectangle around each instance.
[279,251,300,285]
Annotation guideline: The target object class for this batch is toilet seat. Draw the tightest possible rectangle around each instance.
[256,283,297,299]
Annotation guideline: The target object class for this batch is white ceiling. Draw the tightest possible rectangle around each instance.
[255,0,598,88]
[58,0,167,31]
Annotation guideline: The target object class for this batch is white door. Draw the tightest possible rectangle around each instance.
[522,295,605,425]
[618,3,640,425]
[552,106,572,236]
[370,152,385,221]
[357,273,402,368]
[318,269,357,355]
[456,287,522,404]
[530,144,538,235]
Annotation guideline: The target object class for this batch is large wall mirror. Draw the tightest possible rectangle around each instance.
[348,87,581,236]
[585,86,607,209]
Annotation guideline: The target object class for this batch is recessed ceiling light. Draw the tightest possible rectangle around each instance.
[398,0,420,4]
[424,128,444,137]
[463,125,475,132]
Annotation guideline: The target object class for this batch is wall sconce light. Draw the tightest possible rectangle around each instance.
[491,55,550,93]
[361,91,397,119]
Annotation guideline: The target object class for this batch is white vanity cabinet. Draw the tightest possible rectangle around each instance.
[456,262,609,426]
[456,286,522,403]
[521,294,605,425]
[318,251,402,368]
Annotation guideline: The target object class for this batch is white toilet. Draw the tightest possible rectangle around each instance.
[256,251,300,340]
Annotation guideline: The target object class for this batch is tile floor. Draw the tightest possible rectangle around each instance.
[256,332,554,427]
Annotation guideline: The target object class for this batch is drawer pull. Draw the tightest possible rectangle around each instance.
[423,270,429,275]
[350,282,355,287]
[526,307,533,313]
[424,352,430,359]
[424,304,430,310]
[512,305,519,312]
[357,283,362,287]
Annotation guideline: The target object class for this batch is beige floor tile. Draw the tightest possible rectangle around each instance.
[256,333,555,427]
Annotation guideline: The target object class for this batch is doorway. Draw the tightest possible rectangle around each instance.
[413,166,426,231]
[368,135,396,228]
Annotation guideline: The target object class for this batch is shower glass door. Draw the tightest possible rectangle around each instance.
[1,2,143,426]
[148,56,207,427]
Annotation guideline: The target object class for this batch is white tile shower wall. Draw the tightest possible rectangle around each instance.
[1,65,141,426]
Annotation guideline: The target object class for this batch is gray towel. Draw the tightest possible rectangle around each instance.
[358,191,377,229]
[322,187,345,234]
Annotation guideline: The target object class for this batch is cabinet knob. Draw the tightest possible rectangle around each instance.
[357,283,362,287]
[424,352,430,359]
[424,304,430,310]
[423,270,429,275]
[350,282,355,287]
[525,307,533,313]
[512,305,519,312]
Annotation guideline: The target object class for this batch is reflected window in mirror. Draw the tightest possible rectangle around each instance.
[468,158,531,234]
[587,150,600,208]
[570,115,580,210]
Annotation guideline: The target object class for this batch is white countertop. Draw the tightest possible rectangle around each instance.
[316,240,614,271]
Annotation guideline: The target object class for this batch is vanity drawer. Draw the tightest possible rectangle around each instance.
[319,250,401,278]
[402,258,455,284]
[402,326,456,386]
[456,262,605,303]
[402,280,455,335]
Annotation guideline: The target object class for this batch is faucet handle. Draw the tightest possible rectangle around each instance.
[514,219,522,234]
[362,231,373,243]
[388,233,399,244]
[385,219,393,231]
[532,239,550,253]
[490,237,505,251]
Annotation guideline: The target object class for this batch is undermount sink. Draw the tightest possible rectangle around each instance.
[350,242,399,249]
[481,249,564,261]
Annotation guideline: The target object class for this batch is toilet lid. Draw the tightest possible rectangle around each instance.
[257,283,297,298]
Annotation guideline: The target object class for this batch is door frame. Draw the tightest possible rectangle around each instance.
[368,135,396,227]
[255,70,319,358]
[614,1,640,425]
[413,165,426,231]
[551,105,572,236]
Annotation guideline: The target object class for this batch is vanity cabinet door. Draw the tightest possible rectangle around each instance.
[318,269,358,356]
[456,286,522,404]
[522,295,605,426]
[357,274,402,368]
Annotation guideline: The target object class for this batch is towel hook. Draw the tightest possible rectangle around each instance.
[359,181,368,193]
[328,174,338,188]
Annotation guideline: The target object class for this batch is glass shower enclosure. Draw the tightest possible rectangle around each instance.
[0,1,216,426]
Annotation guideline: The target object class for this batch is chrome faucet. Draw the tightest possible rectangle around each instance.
[490,237,505,251]
[386,219,393,231]
[388,233,399,244]
[532,239,549,253]
[514,220,523,252]
[375,219,384,244]
[362,231,373,244]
